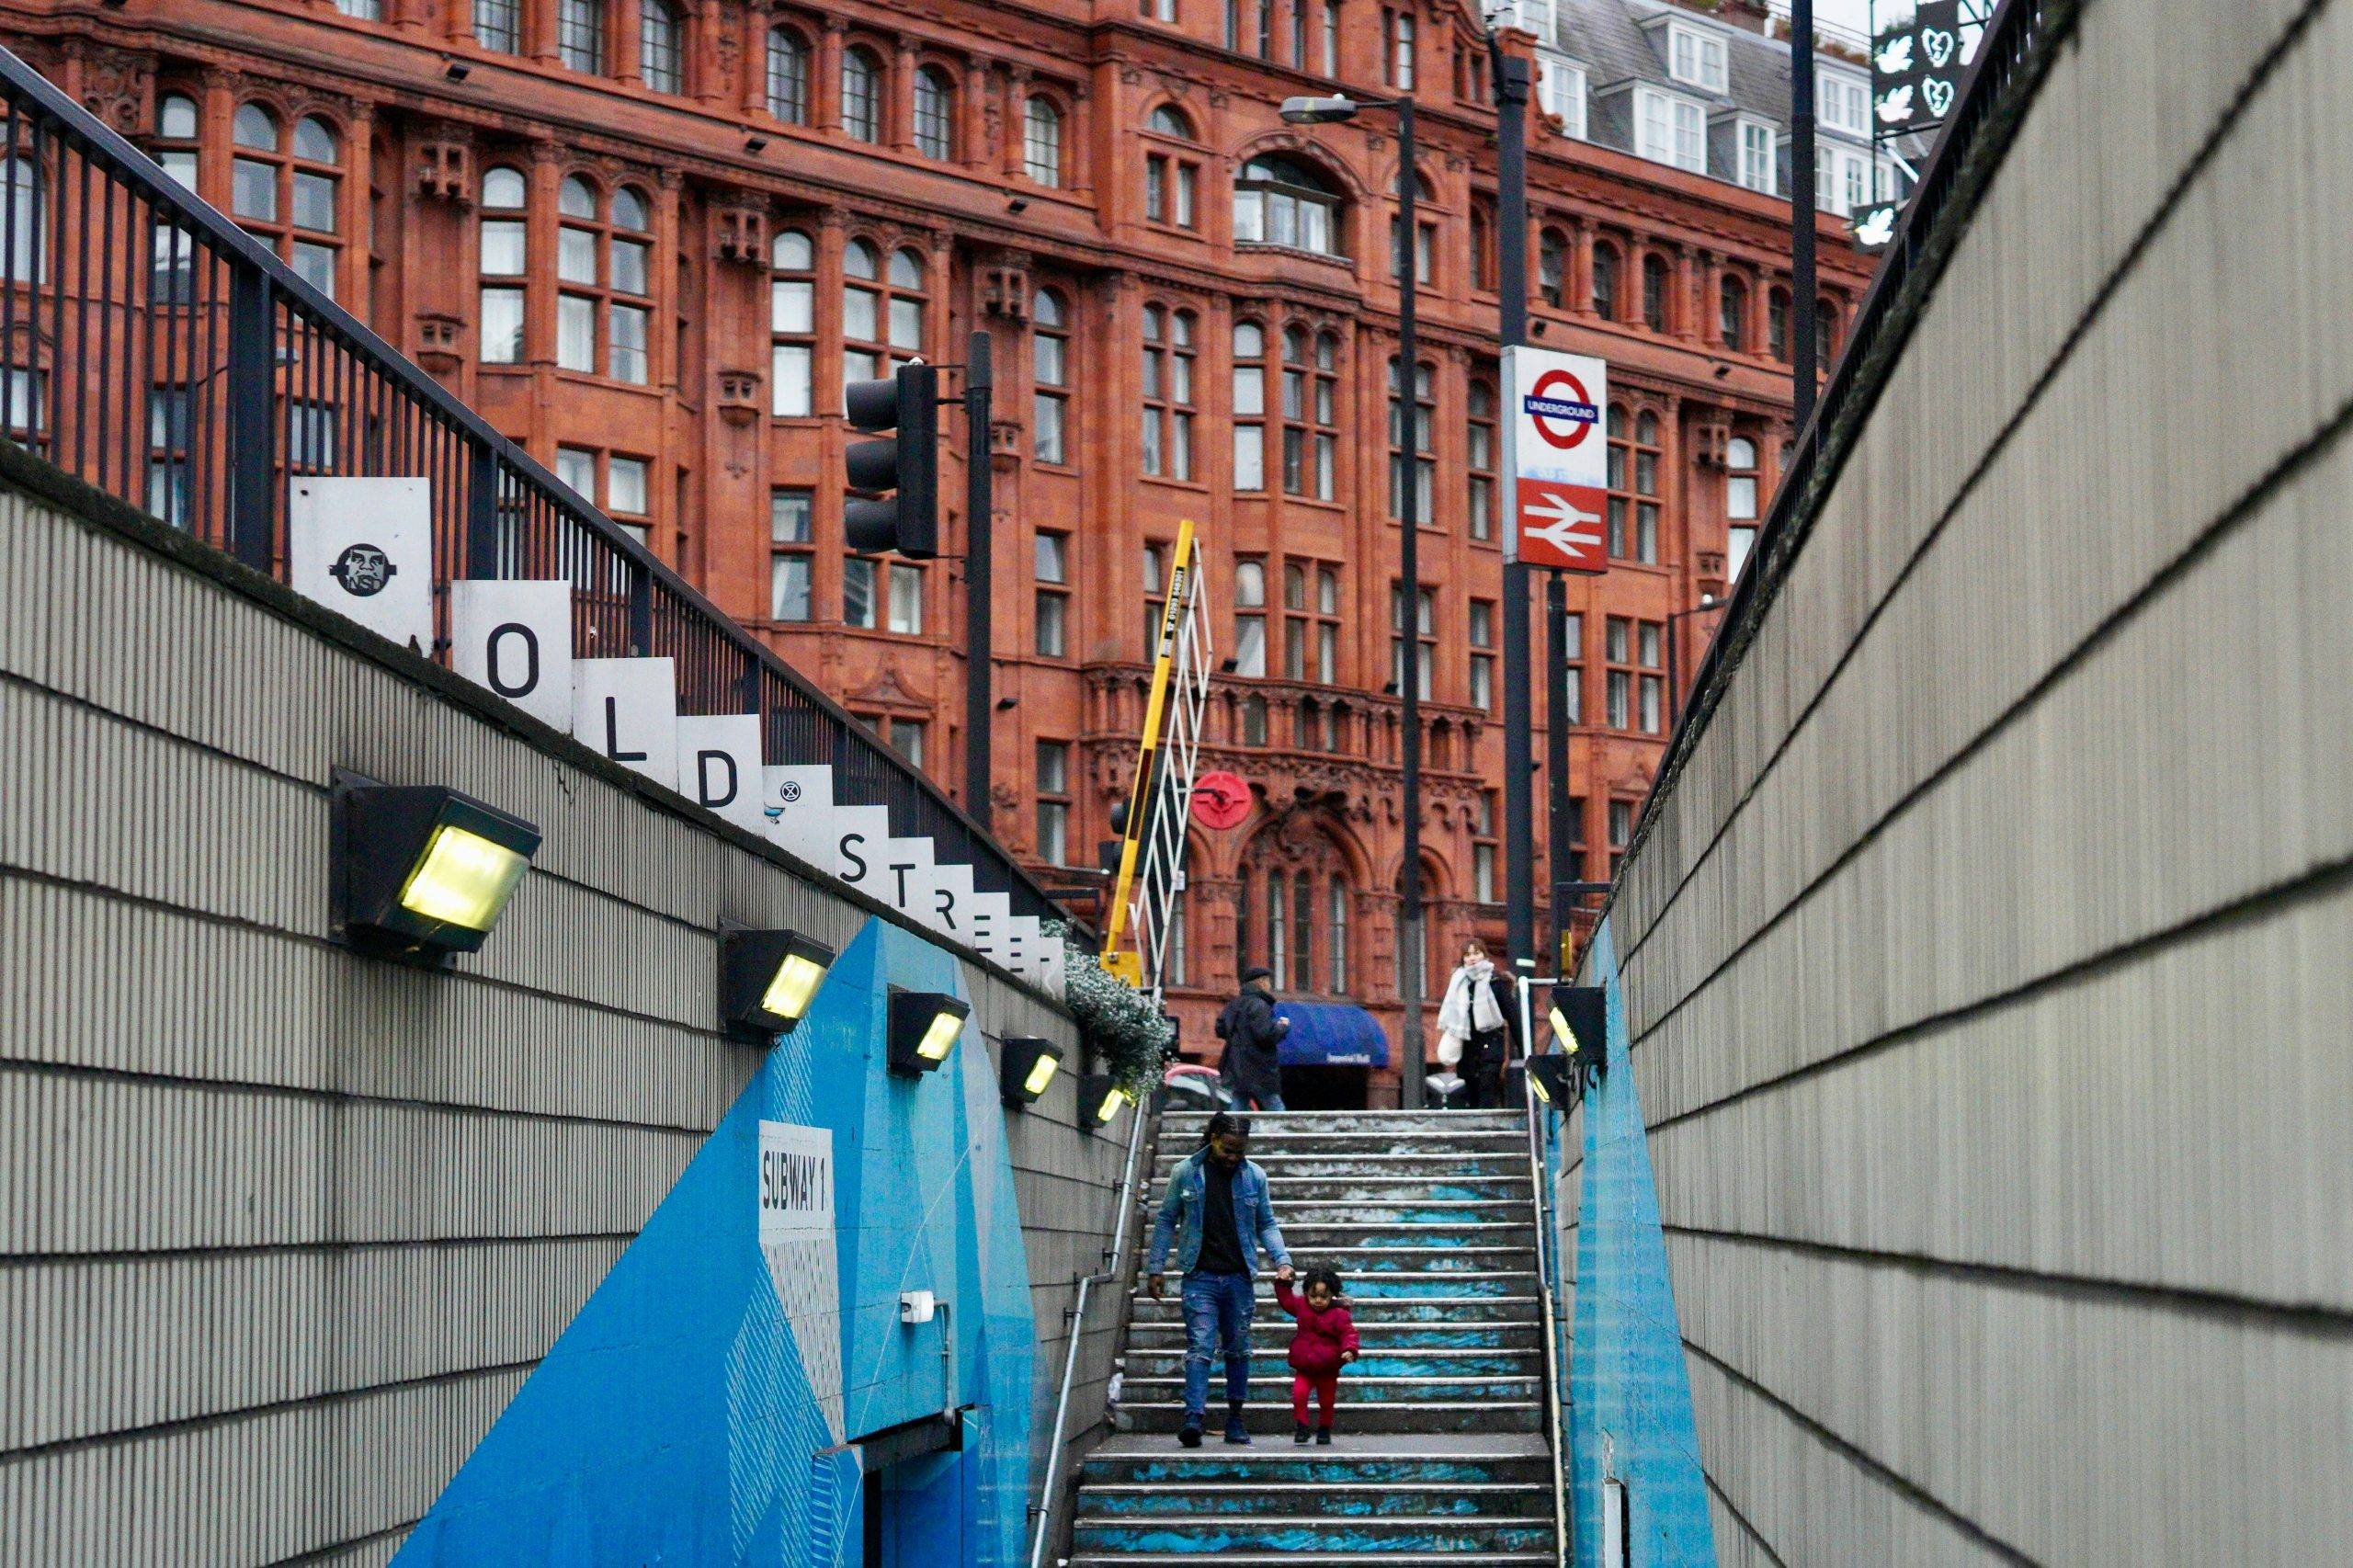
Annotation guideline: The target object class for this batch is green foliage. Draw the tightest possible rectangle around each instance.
[1046,923,1174,1094]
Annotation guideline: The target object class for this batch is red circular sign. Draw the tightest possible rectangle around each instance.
[1529,369,1598,450]
[1190,771,1252,830]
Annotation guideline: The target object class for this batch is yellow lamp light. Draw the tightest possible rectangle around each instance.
[399,825,531,931]
[722,929,839,1043]
[888,992,971,1077]
[999,1037,1065,1107]
[334,772,541,964]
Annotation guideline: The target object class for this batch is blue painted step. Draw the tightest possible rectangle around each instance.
[1070,1515,1557,1554]
[1079,1483,1552,1518]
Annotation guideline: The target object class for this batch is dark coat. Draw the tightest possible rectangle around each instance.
[1215,985,1284,1101]
[1275,1279,1360,1377]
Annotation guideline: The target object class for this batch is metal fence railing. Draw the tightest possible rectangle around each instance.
[0,44,1070,933]
[1610,0,2080,898]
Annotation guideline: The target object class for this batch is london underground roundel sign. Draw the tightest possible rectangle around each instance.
[1503,347,1609,574]
[1525,369,1600,449]
[1191,771,1251,830]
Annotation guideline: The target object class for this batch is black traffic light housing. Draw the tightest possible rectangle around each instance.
[844,364,939,558]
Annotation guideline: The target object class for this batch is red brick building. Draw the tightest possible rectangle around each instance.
[10,0,1869,1102]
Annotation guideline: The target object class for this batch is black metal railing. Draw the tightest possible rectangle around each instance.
[1614,0,2081,890]
[0,45,1069,932]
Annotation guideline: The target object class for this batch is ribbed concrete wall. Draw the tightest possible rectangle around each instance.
[1597,0,2353,1559]
[0,453,1120,1563]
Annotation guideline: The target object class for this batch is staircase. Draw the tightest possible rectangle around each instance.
[1066,1108,1561,1565]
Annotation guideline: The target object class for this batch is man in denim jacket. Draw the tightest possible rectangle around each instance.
[1146,1112,1293,1446]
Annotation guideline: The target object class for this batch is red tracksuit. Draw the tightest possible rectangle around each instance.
[1274,1279,1360,1426]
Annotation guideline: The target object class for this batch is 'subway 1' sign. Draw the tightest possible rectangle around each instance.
[1503,346,1609,574]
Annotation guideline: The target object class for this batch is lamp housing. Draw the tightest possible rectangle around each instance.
[1526,1053,1576,1108]
[888,991,969,1077]
[1279,94,1361,124]
[332,771,540,964]
[1550,985,1608,1075]
[721,928,838,1043]
[1077,1074,1131,1131]
[999,1037,1065,1107]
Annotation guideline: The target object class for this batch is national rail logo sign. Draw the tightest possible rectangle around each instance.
[1503,347,1609,574]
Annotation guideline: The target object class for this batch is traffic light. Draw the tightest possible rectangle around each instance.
[843,363,938,558]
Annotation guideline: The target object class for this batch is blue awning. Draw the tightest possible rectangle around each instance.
[1273,1002,1392,1069]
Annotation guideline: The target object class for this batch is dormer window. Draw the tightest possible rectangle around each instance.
[1666,22,1726,94]
[1537,51,1586,139]
[1818,69,1870,137]
[1633,85,1705,174]
[1736,118,1778,193]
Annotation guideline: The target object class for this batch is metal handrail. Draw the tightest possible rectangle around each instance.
[1517,988,1573,1566]
[0,44,1071,931]
[1027,1093,1155,1568]
[1608,0,2080,908]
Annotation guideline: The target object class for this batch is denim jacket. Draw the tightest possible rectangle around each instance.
[1146,1150,1291,1276]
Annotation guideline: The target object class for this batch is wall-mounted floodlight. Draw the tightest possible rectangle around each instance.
[721,928,837,1043]
[999,1038,1065,1107]
[1077,1074,1131,1131]
[1279,95,1364,125]
[1550,985,1608,1076]
[333,772,540,964]
[1526,1053,1575,1108]
[888,992,969,1077]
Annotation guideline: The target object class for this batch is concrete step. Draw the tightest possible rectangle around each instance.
[1126,1318,1542,1350]
[1124,1400,1542,1436]
[1135,1271,1538,1301]
[1078,1431,1552,1483]
[1272,1198,1536,1222]
[1123,1346,1540,1380]
[1226,1220,1539,1251]
[1074,1480,1553,1519]
[1128,1293,1540,1326]
[1161,1109,1525,1134]
[1154,1152,1526,1180]
[1122,1372,1539,1404]
[1070,1513,1557,1555]
[1141,1248,1537,1277]
[1250,1175,1534,1204]
[1153,1130,1529,1156]
[1068,1556,1553,1566]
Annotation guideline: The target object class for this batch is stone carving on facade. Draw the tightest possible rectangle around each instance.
[415,312,465,374]
[415,134,472,204]
[980,252,1031,319]
[74,45,155,137]
[716,369,764,426]
[712,199,768,265]
[1691,417,1731,468]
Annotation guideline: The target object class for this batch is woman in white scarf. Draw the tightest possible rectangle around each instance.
[1436,939,1516,1108]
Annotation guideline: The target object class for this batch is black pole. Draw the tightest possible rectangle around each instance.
[963,330,994,827]
[1545,572,1570,977]
[1396,97,1425,1108]
[1790,0,1819,431]
[1495,50,1537,1011]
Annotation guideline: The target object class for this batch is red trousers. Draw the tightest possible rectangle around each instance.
[1290,1371,1339,1425]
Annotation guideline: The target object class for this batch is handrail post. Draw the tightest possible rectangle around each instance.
[225,266,275,572]
[1525,1076,1571,1566]
[465,439,499,579]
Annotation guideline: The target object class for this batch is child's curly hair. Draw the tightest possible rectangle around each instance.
[1301,1265,1344,1299]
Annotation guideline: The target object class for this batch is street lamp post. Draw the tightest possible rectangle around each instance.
[1663,594,1724,730]
[1281,91,1427,1108]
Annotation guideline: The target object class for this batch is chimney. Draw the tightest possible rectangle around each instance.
[1718,0,1771,32]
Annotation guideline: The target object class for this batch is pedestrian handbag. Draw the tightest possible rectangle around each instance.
[1437,1029,1465,1067]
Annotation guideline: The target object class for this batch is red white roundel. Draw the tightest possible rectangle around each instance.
[1190,771,1251,830]
[1529,369,1598,450]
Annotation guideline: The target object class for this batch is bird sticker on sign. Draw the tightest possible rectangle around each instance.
[1502,347,1609,574]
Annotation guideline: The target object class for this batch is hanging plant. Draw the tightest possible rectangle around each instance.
[1046,922,1174,1095]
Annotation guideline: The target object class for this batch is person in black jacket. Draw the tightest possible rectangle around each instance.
[1216,967,1289,1112]
[1437,939,1519,1108]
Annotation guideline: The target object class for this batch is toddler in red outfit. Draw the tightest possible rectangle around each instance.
[1274,1266,1359,1444]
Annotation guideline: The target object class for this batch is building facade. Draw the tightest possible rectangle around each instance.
[8,0,1870,1101]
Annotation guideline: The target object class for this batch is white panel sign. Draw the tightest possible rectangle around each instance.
[826,805,894,894]
[1001,915,1031,977]
[571,657,680,790]
[967,892,1009,960]
[289,477,435,653]
[1035,937,1066,1000]
[449,579,574,730]
[676,714,766,835]
[757,1120,843,1445]
[870,837,937,921]
[1501,347,1609,574]
[764,765,836,859]
[925,865,975,946]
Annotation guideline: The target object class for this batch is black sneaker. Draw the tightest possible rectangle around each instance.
[1177,1419,1202,1449]
[1223,1411,1252,1445]
[1314,1426,1333,1446]
[1292,1421,1313,1445]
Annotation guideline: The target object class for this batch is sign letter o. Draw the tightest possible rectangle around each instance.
[485,622,540,699]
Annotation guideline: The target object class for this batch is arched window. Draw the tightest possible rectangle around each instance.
[841,48,882,143]
[552,177,652,382]
[1470,202,1496,292]
[767,28,809,123]
[1768,287,1790,361]
[769,228,814,415]
[1468,380,1496,541]
[1591,242,1620,319]
[1144,106,1199,229]
[557,0,604,73]
[1233,556,1267,676]
[231,107,343,299]
[1140,304,1195,480]
[1606,405,1661,564]
[1241,693,1268,745]
[1725,435,1759,582]
[474,0,521,53]
[913,67,955,160]
[1266,867,1290,989]
[1389,168,1435,286]
[1148,105,1192,138]
[1282,325,1338,501]
[1327,874,1349,993]
[1023,97,1063,187]
[1282,561,1340,683]
[1720,274,1748,349]
[1233,154,1343,257]
[1387,357,1434,528]
[1538,227,1566,307]
[1032,288,1070,464]
[1815,298,1836,367]
[842,240,926,386]
[478,165,529,363]
[639,0,682,94]
[1641,252,1670,332]
[147,96,199,301]
[1231,320,1267,492]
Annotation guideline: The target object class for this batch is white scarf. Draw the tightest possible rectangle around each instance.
[1438,961,1505,1038]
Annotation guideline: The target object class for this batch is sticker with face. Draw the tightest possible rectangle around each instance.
[328,542,398,597]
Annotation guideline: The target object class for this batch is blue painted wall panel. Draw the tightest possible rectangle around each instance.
[394,918,1035,1567]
